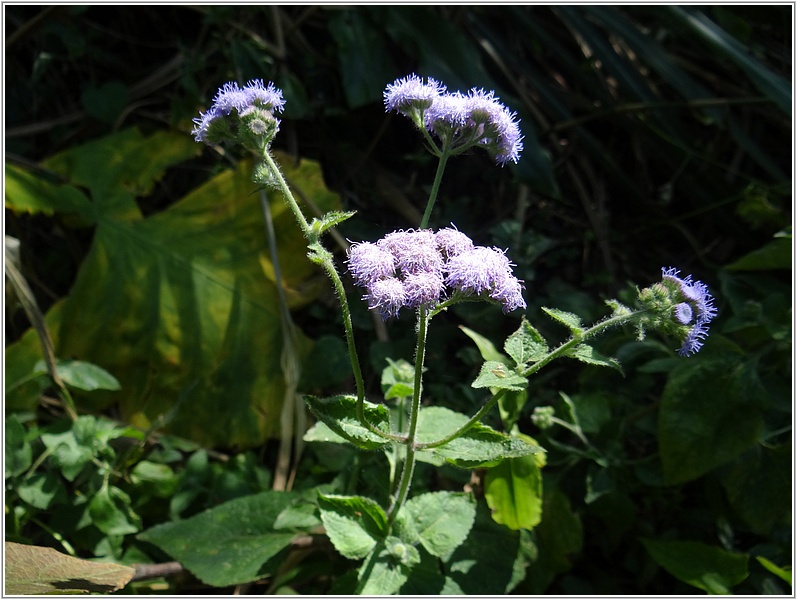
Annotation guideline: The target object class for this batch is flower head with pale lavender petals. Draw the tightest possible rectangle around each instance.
[192,79,285,146]
[384,74,524,166]
[348,226,525,319]
[637,267,718,356]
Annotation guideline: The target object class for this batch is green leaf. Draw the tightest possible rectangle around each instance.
[416,406,542,468]
[381,357,416,400]
[484,447,543,530]
[138,490,300,587]
[725,235,792,271]
[35,359,121,392]
[355,541,412,595]
[304,395,390,450]
[541,307,584,335]
[641,538,749,594]
[89,485,141,536]
[444,501,523,594]
[310,210,357,237]
[504,317,549,366]
[756,556,792,586]
[81,80,128,124]
[459,325,507,363]
[471,360,528,392]
[659,355,765,484]
[5,414,32,478]
[318,494,388,560]
[564,343,623,373]
[4,163,93,219]
[5,542,135,594]
[17,471,67,510]
[403,492,476,559]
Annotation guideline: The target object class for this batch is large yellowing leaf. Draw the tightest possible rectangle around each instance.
[5,129,341,447]
[4,542,135,594]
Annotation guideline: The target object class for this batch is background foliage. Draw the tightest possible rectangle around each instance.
[5,5,792,595]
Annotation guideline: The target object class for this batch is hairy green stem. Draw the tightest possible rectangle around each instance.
[387,307,430,524]
[419,141,451,229]
[262,150,400,442]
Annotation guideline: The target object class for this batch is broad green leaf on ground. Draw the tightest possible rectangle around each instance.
[402,492,476,559]
[138,490,300,587]
[641,538,749,594]
[4,128,341,447]
[304,395,391,450]
[416,406,542,468]
[318,494,388,560]
[444,501,524,594]
[484,446,543,530]
[659,354,765,484]
[5,542,134,595]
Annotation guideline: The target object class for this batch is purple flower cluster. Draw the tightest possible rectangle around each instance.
[348,226,526,319]
[661,267,718,356]
[192,79,285,143]
[383,74,524,166]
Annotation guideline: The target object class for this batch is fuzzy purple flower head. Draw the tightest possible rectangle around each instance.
[347,226,526,319]
[638,267,718,356]
[384,74,524,166]
[192,79,285,145]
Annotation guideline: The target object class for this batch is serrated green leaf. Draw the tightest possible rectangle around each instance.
[310,210,357,236]
[565,343,623,373]
[484,447,543,531]
[416,406,541,468]
[5,542,135,595]
[471,360,528,392]
[318,494,388,560]
[403,492,476,559]
[138,490,300,587]
[642,538,749,594]
[541,307,584,334]
[304,395,390,450]
[504,317,549,366]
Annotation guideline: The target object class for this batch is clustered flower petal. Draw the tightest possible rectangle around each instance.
[347,226,526,319]
[192,79,285,144]
[384,74,524,166]
[660,267,718,356]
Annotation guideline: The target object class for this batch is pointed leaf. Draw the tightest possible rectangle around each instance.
[541,307,584,334]
[5,542,135,595]
[564,343,623,373]
[138,490,300,587]
[642,538,749,594]
[459,325,507,363]
[35,359,121,392]
[318,494,388,560]
[416,406,542,468]
[304,395,390,450]
[504,317,549,366]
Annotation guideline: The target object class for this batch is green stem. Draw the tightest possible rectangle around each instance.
[387,307,430,524]
[262,149,400,442]
[419,142,451,229]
